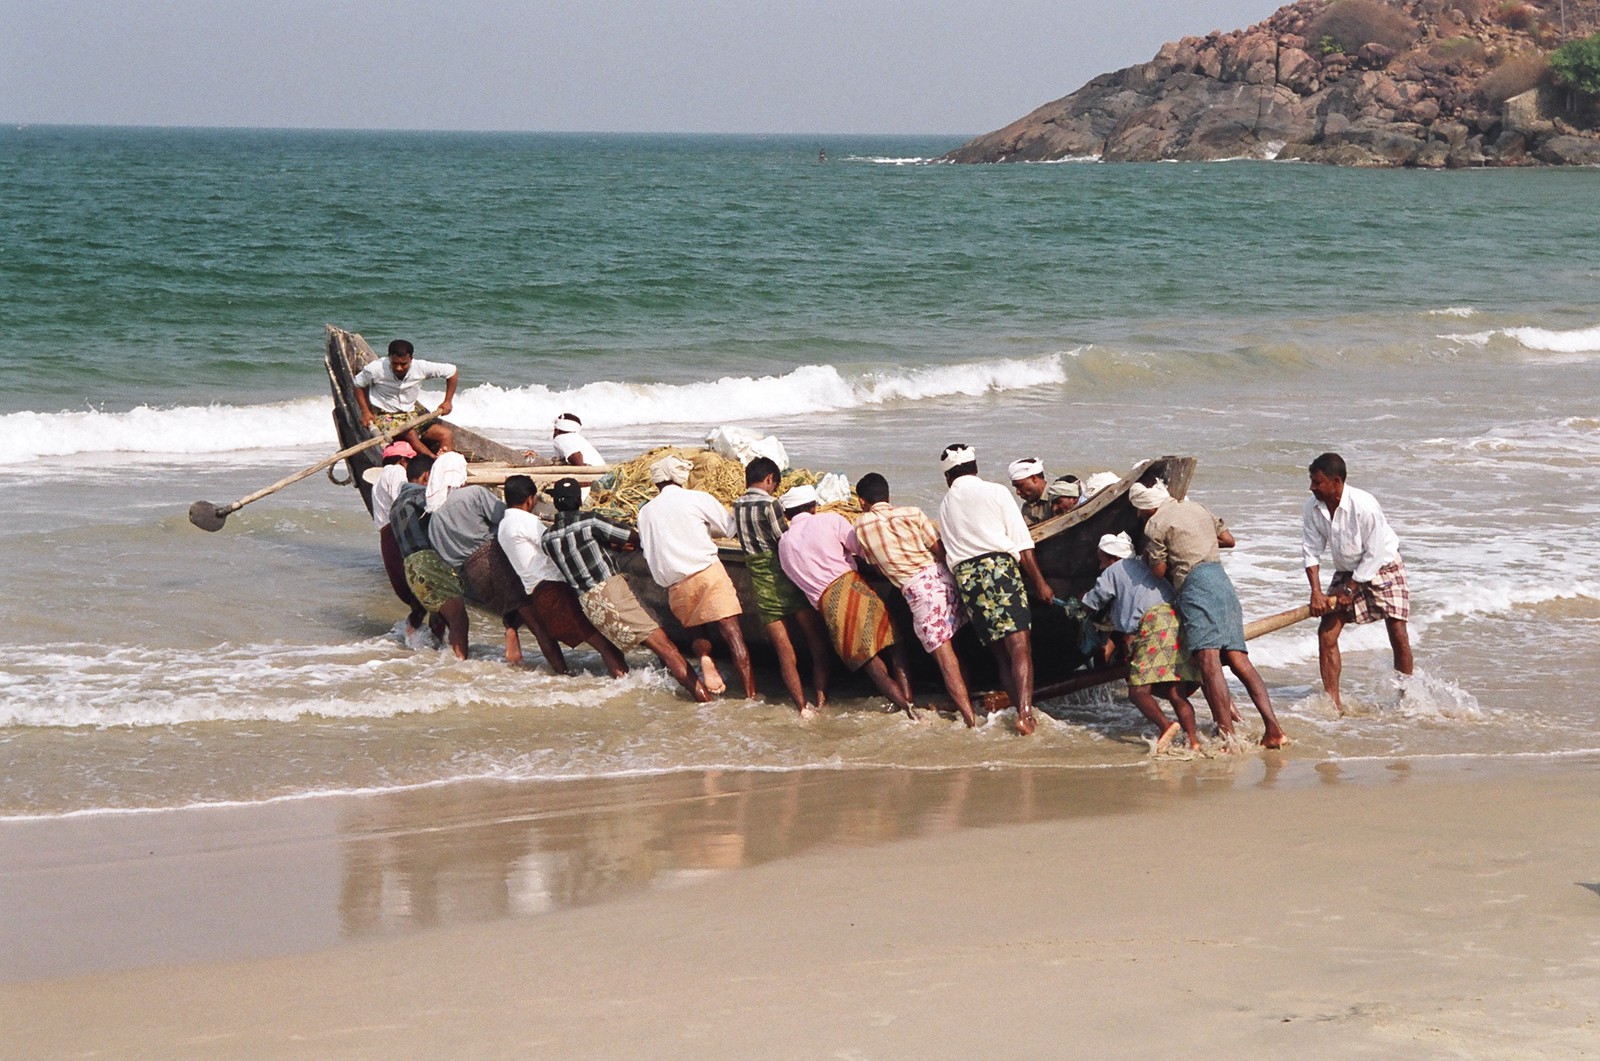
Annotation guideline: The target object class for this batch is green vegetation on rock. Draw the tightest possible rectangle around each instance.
[1549,32,1600,94]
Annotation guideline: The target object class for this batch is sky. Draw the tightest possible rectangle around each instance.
[3,0,1281,135]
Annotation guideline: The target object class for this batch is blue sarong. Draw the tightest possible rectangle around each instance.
[1175,561,1246,653]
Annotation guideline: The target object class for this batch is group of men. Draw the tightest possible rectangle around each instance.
[358,340,1415,746]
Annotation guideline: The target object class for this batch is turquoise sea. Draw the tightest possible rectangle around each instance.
[2,126,1599,855]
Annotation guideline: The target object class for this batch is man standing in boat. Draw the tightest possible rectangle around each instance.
[852,472,976,726]
[1131,477,1288,749]
[636,455,756,700]
[353,339,458,458]
[936,444,1055,735]
[1301,451,1413,715]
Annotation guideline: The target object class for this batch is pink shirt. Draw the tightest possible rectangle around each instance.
[777,510,860,607]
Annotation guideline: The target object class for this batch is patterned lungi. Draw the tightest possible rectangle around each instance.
[1127,603,1199,687]
[580,575,659,651]
[1329,558,1410,624]
[1175,561,1246,654]
[402,549,464,614]
[371,407,424,435]
[667,560,743,628]
[952,552,1032,646]
[818,570,897,671]
[746,551,808,625]
[460,540,526,616]
[900,562,968,653]
[528,581,599,648]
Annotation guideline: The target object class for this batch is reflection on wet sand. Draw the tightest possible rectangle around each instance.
[336,759,1293,940]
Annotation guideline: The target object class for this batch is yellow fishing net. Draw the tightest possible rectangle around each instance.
[587,446,860,526]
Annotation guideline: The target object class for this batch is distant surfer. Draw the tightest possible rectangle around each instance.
[353,339,458,458]
[1301,452,1413,714]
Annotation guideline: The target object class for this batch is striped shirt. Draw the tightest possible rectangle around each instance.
[732,488,789,555]
[387,483,432,558]
[852,502,941,590]
[540,510,637,593]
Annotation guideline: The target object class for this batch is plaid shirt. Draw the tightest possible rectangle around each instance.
[852,502,941,589]
[540,509,637,593]
[388,482,433,558]
[732,488,789,555]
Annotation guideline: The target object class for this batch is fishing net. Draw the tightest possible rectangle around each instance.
[587,446,860,527]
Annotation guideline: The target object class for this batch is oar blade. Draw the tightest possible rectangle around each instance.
[188,501,228,532]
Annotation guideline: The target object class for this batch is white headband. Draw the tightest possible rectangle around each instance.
[939,445,976,471]
[1097,531,1134,559]
[1128,481,1171,511]
[779,484,818,510]
[650,455,692,486]
[424,452,468,513]
[1046,477,1080,500]
[1007,458,1045,481]
[553,416,582,434]
[1081,471,1119,497]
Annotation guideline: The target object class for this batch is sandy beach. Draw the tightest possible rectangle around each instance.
[5,756,1597,1058]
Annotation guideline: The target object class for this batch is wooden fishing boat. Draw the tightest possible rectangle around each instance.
[325,325,1196,692]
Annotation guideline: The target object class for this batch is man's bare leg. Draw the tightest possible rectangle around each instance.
[988,641,1020,724]
[1002,629,1036,735]
[765,618,810,714]
[1127,684,1176,738]
[1223,649,1287,748]
[930,640,976,727]
[1164,681,1201,747]
[439,598,470,660]
[887,641,914,708]
[688,629,725,695]
[511,605,568,674]
[861,655,917,719]
[1386,617,1414,675]
[642,629,713,702]
[586,633,629,678]
[715,616,757,700]
[1192,648,1237,740]
[503,625,523,666]
[793,608,832,709]
[1318,612,1346,714]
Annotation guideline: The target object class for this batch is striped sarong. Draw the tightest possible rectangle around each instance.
[1329,558,1410,624]
[1128,603,1199,686]
[818,570,896,671]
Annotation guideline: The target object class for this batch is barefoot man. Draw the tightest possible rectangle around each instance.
[1131,477,1288,749]
[1302,451,1414,714]
[937,444,1055,735]
[732,458,832,717]
[540,477,711,702]
[636,455,756,699]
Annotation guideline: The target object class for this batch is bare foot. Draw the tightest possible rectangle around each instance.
[690,679,714,703]
[1016,707,1037,736]
[815,691,828,710]
[799,703,817,720]
[1155,721,1181,755]
[699,657,726,695]
[1260,731,1291,749]
[957,705,976,728]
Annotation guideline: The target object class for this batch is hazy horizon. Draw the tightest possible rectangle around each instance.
[4,0,1281,136]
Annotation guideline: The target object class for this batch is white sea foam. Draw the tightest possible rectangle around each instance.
[1426,306,1476,317]
[0,355,1063,467]
[1440,322,1600,357]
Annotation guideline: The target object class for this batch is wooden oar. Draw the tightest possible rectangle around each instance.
[187,410,440,532]
[462,463,613,487]
[980,603,1314,713]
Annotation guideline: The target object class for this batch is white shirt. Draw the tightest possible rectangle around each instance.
[1301,484,1401,583]
[937,474,1035,567]
[497,508,564,593]
[371,464,408,529]
[353,357,456,413]
[636,484,735,587]
[553,431,606,467]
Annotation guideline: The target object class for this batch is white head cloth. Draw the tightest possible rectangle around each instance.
[650,455,692,486]
[1127,481,1172,511]
[939,445,976,472]
[1081,471,1120,497]
[553,415,582,434]
[1097,531,1135,559]
[1046,477,1081,500]
[779,484,819,511]
[1007,458,1045,481]
[425,451,468,513]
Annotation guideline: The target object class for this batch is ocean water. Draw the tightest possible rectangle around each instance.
[2,126,1599,818]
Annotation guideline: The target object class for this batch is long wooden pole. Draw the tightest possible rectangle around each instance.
[188,410,440,531]
[980,603,1313,713]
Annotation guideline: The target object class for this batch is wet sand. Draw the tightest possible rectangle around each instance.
[4,757,1598,1058]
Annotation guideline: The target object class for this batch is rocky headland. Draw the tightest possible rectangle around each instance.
[945,0,1600,166]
